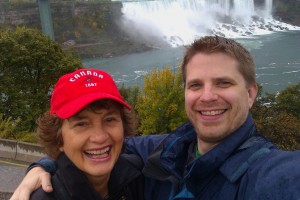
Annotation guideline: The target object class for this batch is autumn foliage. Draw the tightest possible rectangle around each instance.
[136,67,187,134]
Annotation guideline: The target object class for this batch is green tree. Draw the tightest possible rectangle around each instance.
[251,83,300,150]
[275,82,300,119]
[137,67,187,135]
[252,106,300,150]
[0,27,82,135]
[119,84,140,110]
[0,113,19,139]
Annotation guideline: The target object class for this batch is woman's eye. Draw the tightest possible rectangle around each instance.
[105,117,115,122]
[105,114,122,123]
[75,121,88,127]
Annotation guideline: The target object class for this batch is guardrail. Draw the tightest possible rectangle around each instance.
[0,138,45,163]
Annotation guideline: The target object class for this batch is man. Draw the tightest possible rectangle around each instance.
[11,36,300,200]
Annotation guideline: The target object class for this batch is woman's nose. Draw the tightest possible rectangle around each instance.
[89,127,109,143]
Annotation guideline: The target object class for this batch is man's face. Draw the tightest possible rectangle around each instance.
[184,52,257,147]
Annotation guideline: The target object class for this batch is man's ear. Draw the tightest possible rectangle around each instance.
[248,83,258,108]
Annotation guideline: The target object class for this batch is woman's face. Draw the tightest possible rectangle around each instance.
[59,101,124,181]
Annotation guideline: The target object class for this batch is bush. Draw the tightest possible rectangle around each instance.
[136,67,187,134]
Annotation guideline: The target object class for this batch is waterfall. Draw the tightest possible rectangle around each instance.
[118,0,300,47]
[232,0,255,23]
[265,0,273,17]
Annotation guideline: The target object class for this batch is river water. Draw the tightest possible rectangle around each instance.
[83,30,300,95]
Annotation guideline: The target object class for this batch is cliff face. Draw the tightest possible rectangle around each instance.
[273,0,300,26]
[0,3,40,27]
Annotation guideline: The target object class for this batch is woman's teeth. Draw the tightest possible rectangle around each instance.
[85,147,111,158]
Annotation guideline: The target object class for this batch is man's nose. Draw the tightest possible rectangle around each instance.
[199,86,218,102]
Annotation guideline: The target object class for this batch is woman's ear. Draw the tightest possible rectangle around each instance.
[58,135,64,152]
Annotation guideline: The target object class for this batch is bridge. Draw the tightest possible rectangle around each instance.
[37,0,54,40]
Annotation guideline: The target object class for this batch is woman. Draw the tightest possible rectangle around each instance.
[30,69,144,200]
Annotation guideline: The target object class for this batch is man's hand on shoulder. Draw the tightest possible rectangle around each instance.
[10,167,52,200]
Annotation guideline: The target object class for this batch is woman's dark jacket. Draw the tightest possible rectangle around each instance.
[30,153,144,200]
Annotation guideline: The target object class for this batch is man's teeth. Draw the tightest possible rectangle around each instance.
[201,110,224,116]
[85,147,110,158]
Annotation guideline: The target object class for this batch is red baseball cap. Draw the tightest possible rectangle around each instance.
[50,69,131,119]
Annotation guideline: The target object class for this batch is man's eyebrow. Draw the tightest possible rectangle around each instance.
[214,76,236,81]
[187,76,233,81]
[186,77,202,83]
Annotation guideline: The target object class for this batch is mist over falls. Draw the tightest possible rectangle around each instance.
[118,0,300,47]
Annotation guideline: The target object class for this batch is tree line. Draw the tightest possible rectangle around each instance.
[1,27,299,150]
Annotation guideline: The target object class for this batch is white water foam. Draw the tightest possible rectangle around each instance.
[118,0,300,47]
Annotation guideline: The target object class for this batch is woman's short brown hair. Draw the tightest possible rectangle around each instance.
[37,99,137,159]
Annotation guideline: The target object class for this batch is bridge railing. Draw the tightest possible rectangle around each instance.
[0,138,45,163]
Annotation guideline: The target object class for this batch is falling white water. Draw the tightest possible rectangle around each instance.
[117,0,300,47]
[265,0,273,17]
[232,0,255,23]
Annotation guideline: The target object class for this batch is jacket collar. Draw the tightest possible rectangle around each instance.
[56,153,142,199]
[184,114,272,195]
[144,114,255,177]
[185,114,256,179]
[108,154,142,195]
[56,153,102,199]
[143,122,196,180]
[143,114,262,186]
